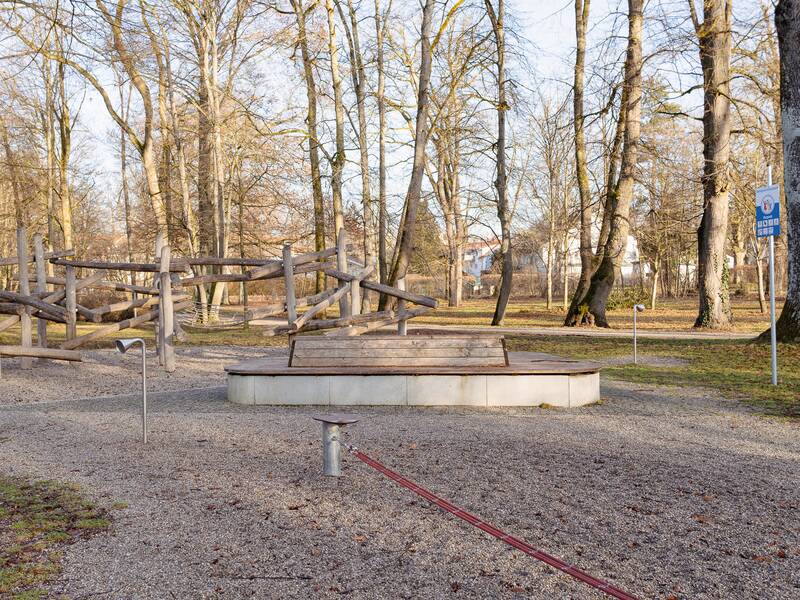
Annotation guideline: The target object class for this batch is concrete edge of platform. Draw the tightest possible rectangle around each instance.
[227,370,600,408]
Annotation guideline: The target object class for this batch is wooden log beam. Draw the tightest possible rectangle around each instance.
[178,260,333,287]
[50,257,189,273]
[33,235,48,348]
[0,249,73,267]
[0,315,20,333]
[323,269,438,308]
[65,266,77,340]
[184,248,338,268]
[0,290,66,319]
[248,260,334,282]
[18,275,157,295]
[244,289,337,320]
[325,307,432,337]
[60,299,192,350]
[263,310,393,337]
[0,345,82,361]
[291,283,351,331]
[159,246,176,372]
[0,304,65,323]
[91,296,163,317]
[246,248,338,280]
[75,303,100,323]
[16,228,32,369]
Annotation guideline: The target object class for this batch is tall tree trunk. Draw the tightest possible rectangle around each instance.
[386,0,435,300]
[197,31,215,257]
[772,0,800,341]
[568,0,593,319]
[565,0,643,327]
[291,0,327,293]
[325,0,346,235]
[484,0,511,325]
[42,55,57,260]
[2,126,24,228]
[56,62,72,250]
[375,0,391,284]
[118,80,135,285]
[692,0,733,328]
[339,0,378,309]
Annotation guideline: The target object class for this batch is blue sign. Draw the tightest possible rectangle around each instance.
[756,185,781,238]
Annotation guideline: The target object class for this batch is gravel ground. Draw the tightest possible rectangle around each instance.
[0,347,798,599]
[0,346,282,404]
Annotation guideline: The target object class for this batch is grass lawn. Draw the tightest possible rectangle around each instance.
[0,477,113,599]
[506,336,800,417]
[416,296,776,333]
[1,296,796,416]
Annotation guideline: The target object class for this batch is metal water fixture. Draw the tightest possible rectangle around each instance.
[115,338,148,443]
[312,414,361,476]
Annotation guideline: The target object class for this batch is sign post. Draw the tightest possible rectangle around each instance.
[755,167,780,386]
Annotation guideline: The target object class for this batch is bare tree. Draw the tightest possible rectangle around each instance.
[689,0,733,328]
[386,0,435,299]
[483,0,511,325]
[772,0,800,341]
[565,0,644,327]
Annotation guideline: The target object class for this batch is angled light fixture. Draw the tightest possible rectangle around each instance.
[115,337,148,443]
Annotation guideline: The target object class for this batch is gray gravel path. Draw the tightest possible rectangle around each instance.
[0,348,798,599]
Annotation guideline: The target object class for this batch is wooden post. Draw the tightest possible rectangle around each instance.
[397,277,407,336]
[33,234,48,348]
[16,228,32,368]
[159,246,175,372]
[351,271,362,317]
[336,228,351,318]
[65,265,77,341]
[283,243,297,324]
[154,234,164,360]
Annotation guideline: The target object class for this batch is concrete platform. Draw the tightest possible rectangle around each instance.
[226,351,600,408]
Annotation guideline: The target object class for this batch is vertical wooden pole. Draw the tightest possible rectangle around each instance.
[336,227,351,318]
[65,265,77,342]
[159,246,175,372]
[283,243,297,324]
[33,234,48,348]
[397,277,407,336]
[16,228,32,368]
[350,277,361,316]
[154,234,164,361]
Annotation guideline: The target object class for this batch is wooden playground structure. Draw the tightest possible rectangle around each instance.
[0,227,437,374]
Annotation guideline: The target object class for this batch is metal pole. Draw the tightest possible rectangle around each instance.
[321,422,341,476]
[141,341,148,443]
[633,307,637,365]
[768,165,778,386]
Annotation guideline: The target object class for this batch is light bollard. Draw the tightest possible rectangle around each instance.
[633,304,645,364]
[312,414,360,476]
[115,338,148,444]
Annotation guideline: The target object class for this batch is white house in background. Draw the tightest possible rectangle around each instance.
[525,232,651,282]
[463,240,500,282]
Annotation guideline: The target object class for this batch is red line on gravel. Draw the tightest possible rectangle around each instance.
[348,447,640,600]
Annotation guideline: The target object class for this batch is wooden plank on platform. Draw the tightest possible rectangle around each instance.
[295,336,503,348]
